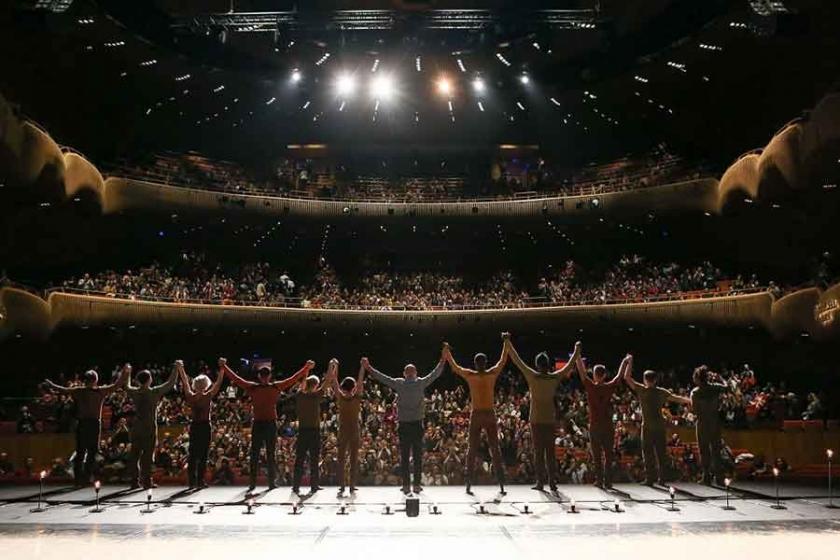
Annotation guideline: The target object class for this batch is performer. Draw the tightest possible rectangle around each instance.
[690,365,729,485]
[444,336,509,495]
[222,357,315,492]
[178,361,225,489]
[624,364,691,485]
[126,364,178,489]
[362,345,446,495]
[45,365,131,486]
[329,359,366,495]
[504,334,581,491]
[292,359,337,495]
[577,353,630,489]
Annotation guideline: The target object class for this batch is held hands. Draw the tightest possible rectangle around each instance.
[501,332,511,341]
[218,357,227,368]
[305,360,316,370]
[122,363,132,374]
[360,357,370,370]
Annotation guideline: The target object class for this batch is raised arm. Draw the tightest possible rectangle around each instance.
[220,358,255,389]
[354,361,367,397]
[101,364,131,394]
[443,344,473,379]
[154,363,179,394]
[316,359,338,394]
[274,360,316,391]
[178,363,195,398]
[418,346,447,388]
[667,391,692,406]
[362,357,399,389]
[607,354,630,386]
[504,336,538,379]
[623,360,644,392]
[207,367,225,397]
[487,337,510,375]
[554,341,582,380]
[44,379,72,394]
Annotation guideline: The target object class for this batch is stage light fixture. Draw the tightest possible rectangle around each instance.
[472,77,486,94]
[519,73,530,85]
[370,74,395,100]
[437,77,452,96]
[335,73,357,97]
[290,68,302,83]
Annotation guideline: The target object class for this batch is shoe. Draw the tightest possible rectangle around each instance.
[268,484,277,491]
[465,482,473,495]
[550,483,558,492]
[412,484,423,494]
[349,487,358,494]
[498,485,507,496]
[129,483,141,490]
[199,482,209,489]
[641,479,654,486]
[531,484,544,491]
[311,485,322,493]
[401,486,411,495]
[291,487,300,495]
[338,486,345,496]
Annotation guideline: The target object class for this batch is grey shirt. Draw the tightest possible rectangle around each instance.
[368,362,445,422]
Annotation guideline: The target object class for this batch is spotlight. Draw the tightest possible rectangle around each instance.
[335,73,356,97]
[290,68,302,83]
[437,77,452,96]
[519,73,530,85]
[472,77,486,94]
[370,74,395,100]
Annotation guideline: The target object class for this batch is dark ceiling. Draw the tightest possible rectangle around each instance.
[1,0,838,170]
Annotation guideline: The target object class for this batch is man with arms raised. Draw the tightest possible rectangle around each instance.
[292,359,337,495]
[624,362,691,485]
[444,335,509,495]
[222,357,315,493]
[690,365,729,485]
[362,345,447,495]
[126,363,178,489]
[329,359,366,496]
[505,334,581,492]
[577,353,630,489]
[178,361,225,488]
[45,364,131,486]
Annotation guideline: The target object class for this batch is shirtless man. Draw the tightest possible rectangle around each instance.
[444,335,509,495]
[363,345,447,494]
[178,361,225,488]
[45,365,131,486]
[690,365,729,485]
[505,334,581,491]
[126,364,178,489]
[329,359,366,495]
[624,363,691,485]
[577,353,629,489]
[292,360,337,495]
[222,357,315,492]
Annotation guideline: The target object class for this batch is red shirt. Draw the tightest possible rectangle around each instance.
[584,379,618,431]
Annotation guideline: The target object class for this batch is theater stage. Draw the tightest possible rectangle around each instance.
[0,483,838,559]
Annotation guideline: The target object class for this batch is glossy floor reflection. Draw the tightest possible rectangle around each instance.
[0,485,838,559]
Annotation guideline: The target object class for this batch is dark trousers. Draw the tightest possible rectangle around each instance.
[188,422,211,487]
[696,421,723,482]
[337,430,360,488]
[128,430,157,487]
[466,411,505,484]
[249,421,277,487]
[531,422,557,486]
[293,427,321,488]
[590,427,615,486]
[641,427,668,483]
[398,421,423,487]
[74,419,100,485]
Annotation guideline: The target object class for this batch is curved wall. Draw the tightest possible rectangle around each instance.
[3,92,840,219]
[0,285,837,340]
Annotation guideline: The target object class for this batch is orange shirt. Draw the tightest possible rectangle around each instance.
[463,372,501,411]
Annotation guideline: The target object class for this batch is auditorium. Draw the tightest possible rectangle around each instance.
[1,1,839,558]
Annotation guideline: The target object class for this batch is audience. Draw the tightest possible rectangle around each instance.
[59,254,775,310]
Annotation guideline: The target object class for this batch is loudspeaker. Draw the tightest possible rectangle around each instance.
[405,497,420,517]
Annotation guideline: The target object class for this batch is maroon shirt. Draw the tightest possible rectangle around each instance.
[186,392,213,423]
[584,379,618,431]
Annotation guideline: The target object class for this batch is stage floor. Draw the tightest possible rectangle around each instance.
[1,484,838,559]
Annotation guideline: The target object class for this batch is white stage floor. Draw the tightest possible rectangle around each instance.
[0,484,838,559]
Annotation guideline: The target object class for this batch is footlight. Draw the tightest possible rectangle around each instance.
[91,480,103,513]
[194,501,207,515]
[290,503,302,515]
[31,470,47,513]
[383,504,393,515]
[722,478,735,510]
[337,504,348,515]
[478,502,487,514]
[430,503,441,515]
[667,486,679,512]
[142,488,153,514]
[770,467,786,510]
[568,498,579,514]
[522,502,532,515]
[828,449,838,509]
[243,497,255,515]
[613,499,622,513]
